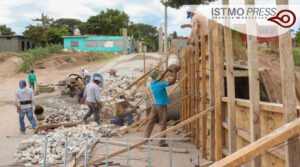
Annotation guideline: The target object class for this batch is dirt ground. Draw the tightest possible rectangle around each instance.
[0,52,118,166]
[1,52,204,167]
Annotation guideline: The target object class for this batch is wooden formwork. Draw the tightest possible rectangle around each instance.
[179,13,300,167]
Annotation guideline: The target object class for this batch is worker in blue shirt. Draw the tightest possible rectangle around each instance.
[144,67,180,147]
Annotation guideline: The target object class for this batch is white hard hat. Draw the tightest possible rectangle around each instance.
[94,77,101,82]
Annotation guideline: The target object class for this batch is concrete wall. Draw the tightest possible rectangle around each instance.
[63,36,131,52]
[0,36,37,52]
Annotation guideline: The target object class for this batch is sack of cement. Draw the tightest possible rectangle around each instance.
[168,54,180,72]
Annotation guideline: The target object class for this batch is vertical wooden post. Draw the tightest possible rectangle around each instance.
[195,35,201,149]
[245,0,261,166]
[201,33,208,158]
[191,46,196,144]
[143,49,146,86]
[223,0,237,154]
[208,20,215,161]
[276,1,300,166]
[180,51,185,125]
[213,21,224,160]
[123,28,127,55]
[185,49,189,132]
[187,48,192,135]
[159,27,163,55]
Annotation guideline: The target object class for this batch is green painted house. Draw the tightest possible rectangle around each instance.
[63,35,131,52]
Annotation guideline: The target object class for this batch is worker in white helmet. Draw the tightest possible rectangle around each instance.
[181,7,208,45]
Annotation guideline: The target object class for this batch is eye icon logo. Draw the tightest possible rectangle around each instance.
[267,9,296,28]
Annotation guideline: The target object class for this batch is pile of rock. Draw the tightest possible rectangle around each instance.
[15,123,117,165]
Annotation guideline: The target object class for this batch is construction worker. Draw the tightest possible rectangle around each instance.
[82,76,101,124]
[28,70,37,90]
[82,67,91,84]
[144,67,180,147]
[181,7,208,45]
[14,80,37,135]
[110,94,138,126]
[73,77,85,104]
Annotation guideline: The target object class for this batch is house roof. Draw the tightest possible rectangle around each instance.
[0,35,25,38]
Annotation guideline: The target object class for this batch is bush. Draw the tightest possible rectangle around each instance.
[16,44,63,72]
[294,48,300,66]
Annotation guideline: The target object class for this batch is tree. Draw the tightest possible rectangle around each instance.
[170,31,178,38]
[23,14,69,45]
[295,27,300,44]
[85,9,129,35]
[161,0,216,9]
[53,18,84,34]
[23,25,46,44]
[46,27,69,44]
[0,25,15,35]
[128,23,158,51]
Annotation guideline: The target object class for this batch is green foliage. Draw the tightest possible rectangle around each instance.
[161,0,216,9]
[46,27,69,44]
[16,44,63,72]
[295,27,300,44]
[23,25,46,44]
[170,31,178,38]
[128,23,158,51]
[294,48,300,66]
[85,9,129,35]
[85,52,117,62]
[53,18,84,34]
[0,25,15,35]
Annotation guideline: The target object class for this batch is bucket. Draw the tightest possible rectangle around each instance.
[34,105,45,121]
[168,54,180,72]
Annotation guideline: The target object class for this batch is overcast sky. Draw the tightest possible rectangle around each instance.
[0,0,299,36]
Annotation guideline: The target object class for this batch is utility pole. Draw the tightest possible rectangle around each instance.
[164,5,168,53]
[159,27,163,55]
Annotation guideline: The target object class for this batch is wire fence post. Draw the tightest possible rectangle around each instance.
[148,138,151,167]
[42,137,48,167]
[106,139,109,167]
[84,139,88,167]
[63,138,68,167]
[169,139,172,167]
[127,139,130,167]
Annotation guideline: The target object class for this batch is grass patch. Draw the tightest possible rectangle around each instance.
[85,51,118,63]
[294,47,300,66]
[16,44,64,72]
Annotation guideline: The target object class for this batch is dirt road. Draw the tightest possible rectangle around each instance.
[0,53,161,166]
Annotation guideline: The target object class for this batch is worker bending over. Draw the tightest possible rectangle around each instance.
[83,76,101,124]
[82,67,91,84]
[181,8,208,45]
[144,67,180,147]
[14,80,37,135]
[111,94,138,126]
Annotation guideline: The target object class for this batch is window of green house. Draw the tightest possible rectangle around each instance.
[114,40,123,47]
[86,40,98,48]
[71,41,79,47]
[100,40,113,47]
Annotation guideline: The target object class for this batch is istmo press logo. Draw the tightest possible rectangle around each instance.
[211,7,296,28]
[186,5,298,37]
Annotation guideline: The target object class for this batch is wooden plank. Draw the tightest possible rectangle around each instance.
[209,117,300,167]
[201,33,208,157]
[34,120,82,134]
[222,121,286,161]
[222,97,300,114]
[277,0,300,165]
[213,21,224,160]
[168,73,189,97]
[208,20,216,161]
[223,0,236,154]
[108,58,168,103]
[97,140,188,153]
[195,34,201,149]
[244,0,261,166]
[82,106,215,167]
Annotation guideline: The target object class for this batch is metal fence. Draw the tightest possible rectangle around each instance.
[8,136,189,167]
